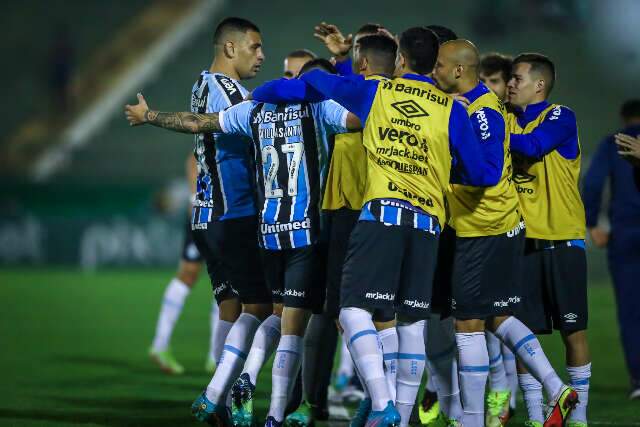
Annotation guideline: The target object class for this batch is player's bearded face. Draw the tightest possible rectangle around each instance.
[235,30,265,79]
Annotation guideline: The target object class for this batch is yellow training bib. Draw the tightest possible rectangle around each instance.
[447,90,521,237]
[361,77,453,226]
[508,104,585,240]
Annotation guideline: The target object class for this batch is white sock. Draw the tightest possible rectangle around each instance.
[243,314,281,384]
[340,307,390,411]
[208,299,220,360]
[503,344,518,409]
[269,334,303,422]
[519,373,544,423]
[379,327,399,402]
[425,316,462,422]
[494,316,563,398]
[486,331,509,391]
[396,320,426,427]
[205,313,261,403]
[567,363,591,423]
[350,342,370,399]
[338,334,355,377]
[456,332,489,427]
[212,319,234,364]
[151,278,190,351]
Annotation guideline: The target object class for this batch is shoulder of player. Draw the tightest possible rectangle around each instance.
[205,73,247,105]
[544,104,577,124]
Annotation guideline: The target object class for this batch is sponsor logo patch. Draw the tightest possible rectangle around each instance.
[391,100,430,118]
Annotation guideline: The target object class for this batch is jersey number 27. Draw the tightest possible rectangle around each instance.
[262,142,304,198]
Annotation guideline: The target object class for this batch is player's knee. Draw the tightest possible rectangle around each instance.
[455,318,485,333]
[281,306,311,336]
[242,302,273,321]
[218,297,241,322]
[176,261,201,287]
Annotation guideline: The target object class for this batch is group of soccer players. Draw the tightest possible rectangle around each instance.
[125,15,592,427]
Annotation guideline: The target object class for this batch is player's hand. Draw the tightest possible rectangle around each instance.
[125,93,150,126]
[452,94,471,108]
[313,22,353,59]
[615,133,640,165]
[588,226,609,248]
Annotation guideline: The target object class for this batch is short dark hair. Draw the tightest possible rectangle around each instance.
[356,23,384,36]
[299,58,337,76]
[358,35,398,75]
[287,49,317,60]
[513,52,556,96]
[425,25,458,44]
[399,27,439,74]
[213,17,260,45]
[480,52,513,83]
[621,99,640,120]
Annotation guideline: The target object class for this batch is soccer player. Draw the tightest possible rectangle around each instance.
[125,58,361,427]
[478,51,521,418]
[283,49,317,79]
[287,27,505,427]
[252,34,401,427]
[149,154,220,375]
[479,53,512,102]
[583,99,640,399]
[127,17,274,426]
[507,53,588,427]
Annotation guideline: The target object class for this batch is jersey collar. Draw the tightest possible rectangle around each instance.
[402,73,436,85]
[462,81,490,105]
[514,100,550,127]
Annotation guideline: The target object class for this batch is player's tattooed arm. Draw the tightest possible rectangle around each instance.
[124,93,221,134]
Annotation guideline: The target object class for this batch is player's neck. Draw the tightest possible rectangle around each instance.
[457,77,478,96]
[209,57,240,81]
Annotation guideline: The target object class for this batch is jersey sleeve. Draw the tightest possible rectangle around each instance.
[468,107,505,183]
[582,138,613,227]
[510,105,578,159]
[300,69,378,124]
[218,101,254,138]
[335,58,354,76]
[449,101,500,187]
[252,78,327,103]
[314,100,349,135]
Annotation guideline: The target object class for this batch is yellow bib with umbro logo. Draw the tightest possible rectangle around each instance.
[508,104,585,240]
[361,77,453,226]
[447,91,521,237]
[322,75,388,211]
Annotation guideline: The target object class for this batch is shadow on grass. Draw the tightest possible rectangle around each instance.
[0,407,194,426]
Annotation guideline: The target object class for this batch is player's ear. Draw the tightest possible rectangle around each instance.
[535,78,545,95]
[360,56,369,73]
[396,52,406,71]
[223,41,235,59]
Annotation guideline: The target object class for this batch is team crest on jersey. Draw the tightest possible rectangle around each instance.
[391,100,429,118]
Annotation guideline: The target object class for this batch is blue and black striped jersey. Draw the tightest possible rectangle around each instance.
[190,71,256,227]
[220,100,349,249]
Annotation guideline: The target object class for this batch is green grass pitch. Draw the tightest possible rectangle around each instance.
[0,268,638,426]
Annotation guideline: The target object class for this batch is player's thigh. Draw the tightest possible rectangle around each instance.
[340,221,404,311]
[192,225,237,303]
[547,244,588,332]
[395,227,438,320]
[282,246,319,310]
[514,240,552,334]
[325,208,360,318]
[219,216,271,304]
[485,229,525,317]
[431,225,456,319]
[261,249,285,305]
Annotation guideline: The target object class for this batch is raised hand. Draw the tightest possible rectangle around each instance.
[313,22,353,58]
[615,133,640,165]
[125,93,150,126]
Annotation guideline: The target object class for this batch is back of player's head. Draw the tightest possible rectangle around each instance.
[287,49,317,61]
[356,23,385,36]
[426,25,458,45]
[513,52,556,96]
[357,34,398,75]
[620,99,640,122]
[480,52,513,82]
[213,17,260,45]
[399,27,439,75]
[299,58,337,76]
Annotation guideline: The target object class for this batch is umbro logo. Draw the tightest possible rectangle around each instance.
[564,313,578,323]
[512,172,536,184]
[391,100,429,119]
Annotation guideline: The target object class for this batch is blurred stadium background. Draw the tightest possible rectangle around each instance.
[1,0,639,425]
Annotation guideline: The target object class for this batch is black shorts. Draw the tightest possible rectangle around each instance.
[262,245,324,311]
[431,225,456,319]
[516,239,588,334]
[192,216,271,305]
[181,219,204,263]
[340,221,438,319]
[450,223,525,320]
